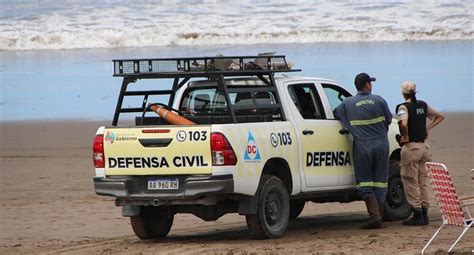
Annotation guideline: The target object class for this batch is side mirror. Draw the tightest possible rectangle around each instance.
[339,128,349,135]
[337,93,344,101]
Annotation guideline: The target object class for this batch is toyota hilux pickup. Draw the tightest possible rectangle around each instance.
[93,55,410,239]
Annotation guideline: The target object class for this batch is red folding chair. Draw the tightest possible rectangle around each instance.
[422,162,474,253]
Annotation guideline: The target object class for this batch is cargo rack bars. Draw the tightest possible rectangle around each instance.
[111,55,301,126]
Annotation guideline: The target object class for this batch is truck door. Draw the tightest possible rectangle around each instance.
[319,83,355,186]
[286,83,351,190]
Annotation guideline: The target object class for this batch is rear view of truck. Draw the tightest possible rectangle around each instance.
[93,125,238,239]
[93,55,299,239]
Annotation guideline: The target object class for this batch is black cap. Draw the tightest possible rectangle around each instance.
[354,73,376,88]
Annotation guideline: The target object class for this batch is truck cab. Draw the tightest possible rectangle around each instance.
[93,55,410,240]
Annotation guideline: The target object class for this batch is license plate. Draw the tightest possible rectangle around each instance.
[148,178,179,190]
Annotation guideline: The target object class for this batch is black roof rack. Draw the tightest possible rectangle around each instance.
[113,55,300,78]
[111,55,300,126]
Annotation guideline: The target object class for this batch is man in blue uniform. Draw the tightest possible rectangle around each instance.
[334,73,392,229]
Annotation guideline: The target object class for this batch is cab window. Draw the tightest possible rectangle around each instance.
[322,84,351,111]
[288,84,325,119]
[180,88,218,115]
[180,87,278,117]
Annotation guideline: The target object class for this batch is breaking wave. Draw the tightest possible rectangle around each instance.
[1,0,472,50]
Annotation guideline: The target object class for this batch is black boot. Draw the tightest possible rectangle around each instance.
[379,203,385,221]
[422,206,429,225]
[361,196,382,229]
[403,208,425,226]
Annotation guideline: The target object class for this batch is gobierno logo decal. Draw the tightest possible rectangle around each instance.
[105,131,115,144]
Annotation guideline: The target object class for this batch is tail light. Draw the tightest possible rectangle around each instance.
[93,134,105,168]
[210,132,237,166]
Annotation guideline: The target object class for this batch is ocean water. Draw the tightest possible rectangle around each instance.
[0,0,472,50]
[1,41,472,121]
[0,1,473,121]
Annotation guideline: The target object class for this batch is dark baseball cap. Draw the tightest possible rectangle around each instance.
[354,73,376,87]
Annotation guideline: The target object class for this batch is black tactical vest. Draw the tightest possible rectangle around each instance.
[396,100,428,143]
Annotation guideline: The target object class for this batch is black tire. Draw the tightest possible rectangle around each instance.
[384,160,412,221]
[130,206,174,239]
[289,200,305,220]
[246,175,290,239]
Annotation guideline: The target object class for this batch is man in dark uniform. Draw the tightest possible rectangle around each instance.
[396,81,444,226]
[334,73,392,229]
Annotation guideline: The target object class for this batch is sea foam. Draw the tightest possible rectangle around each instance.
[1,0,472,50]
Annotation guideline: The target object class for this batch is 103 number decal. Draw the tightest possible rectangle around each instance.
[270,132,292,147]
[176,130,208,142]
[188,131,207,141]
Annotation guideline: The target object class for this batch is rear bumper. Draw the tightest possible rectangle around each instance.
[93,174,234,200]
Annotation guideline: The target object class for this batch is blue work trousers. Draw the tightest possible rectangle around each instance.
[353,137,390,204]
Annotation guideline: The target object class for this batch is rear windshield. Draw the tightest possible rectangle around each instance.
[179,86,281,123]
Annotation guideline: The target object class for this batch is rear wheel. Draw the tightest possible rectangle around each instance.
[130,206,174,239]
[246,175,290,239]
[289,200,305,220]
[384,160,412,221]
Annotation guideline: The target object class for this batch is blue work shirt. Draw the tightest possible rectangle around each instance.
[334,91,392,140]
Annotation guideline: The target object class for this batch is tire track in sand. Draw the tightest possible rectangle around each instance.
[40,221,247,254]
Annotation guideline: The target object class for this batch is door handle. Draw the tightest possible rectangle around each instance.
[339,128,349,135]
[302,129,314,135]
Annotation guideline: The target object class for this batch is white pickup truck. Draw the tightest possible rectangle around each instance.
[93,55,410,239]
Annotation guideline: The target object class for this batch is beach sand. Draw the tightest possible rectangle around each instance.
[1,113,473,254]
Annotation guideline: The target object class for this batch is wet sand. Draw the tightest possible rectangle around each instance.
[1,113,473,254]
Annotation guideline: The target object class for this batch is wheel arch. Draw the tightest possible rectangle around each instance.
[261,157,293,194]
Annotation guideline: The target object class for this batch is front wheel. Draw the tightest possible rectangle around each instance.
[130,206,174,239]
[384,160,412,221]
[246,175,290,239]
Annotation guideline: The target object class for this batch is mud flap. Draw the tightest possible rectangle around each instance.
[122,205,141,217]
[238,195,258,215]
